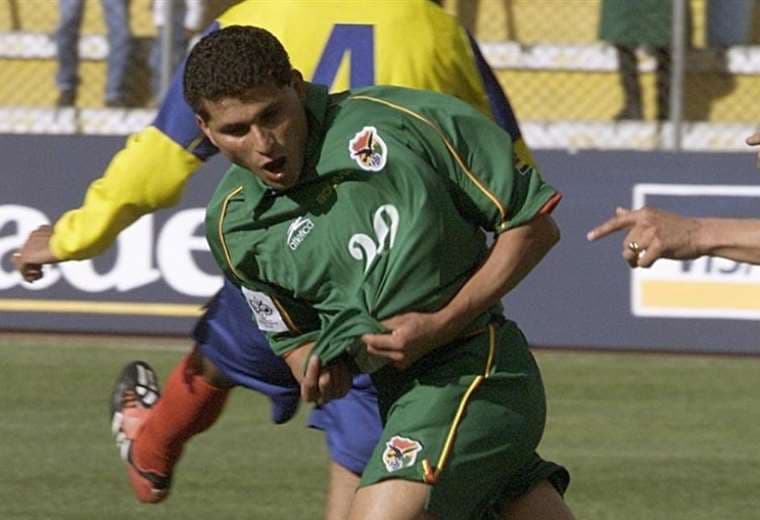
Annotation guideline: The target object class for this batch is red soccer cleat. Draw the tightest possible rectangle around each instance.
[110,361,171,503]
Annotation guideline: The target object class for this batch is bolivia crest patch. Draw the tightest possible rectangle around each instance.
[382,435,423,473]
[348,126,387,171]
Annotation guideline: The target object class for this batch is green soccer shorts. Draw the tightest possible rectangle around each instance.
[361,320,570,519]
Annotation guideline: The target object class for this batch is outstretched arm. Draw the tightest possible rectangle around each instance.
[587,132,760,268]
[13,127,204,282]
[12,19,222,281]
[587,206,760,267]
[362,213,560,369]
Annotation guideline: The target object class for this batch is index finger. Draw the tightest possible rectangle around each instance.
[586,212,638,241]
[361,332,397,350]
[746,131,760,146]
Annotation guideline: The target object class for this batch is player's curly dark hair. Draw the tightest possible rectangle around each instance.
[183,25,293,120]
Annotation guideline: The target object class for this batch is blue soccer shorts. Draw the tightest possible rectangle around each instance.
[193,278,381,475]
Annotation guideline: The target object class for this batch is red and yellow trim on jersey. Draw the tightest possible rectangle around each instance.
[216,186,300,334]
[269,296,301,335]
[421,323,497,485]
[349,95,508,225]
[216,186,245,283]
[540,192,563,215]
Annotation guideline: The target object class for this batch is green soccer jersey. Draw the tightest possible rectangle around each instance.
[206,83,559,373]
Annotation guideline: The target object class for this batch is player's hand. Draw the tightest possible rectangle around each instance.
[12,225,60,283]
[361,312,446,370]
[587,206,701,268]
[300,356,352,405]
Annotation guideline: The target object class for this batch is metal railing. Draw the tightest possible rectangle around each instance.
[0,0,757,150]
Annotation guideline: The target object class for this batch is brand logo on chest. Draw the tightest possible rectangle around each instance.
[348,126,388,172]
[287,216,315,250]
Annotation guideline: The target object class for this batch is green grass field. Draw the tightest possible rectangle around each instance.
[1,336,759,519]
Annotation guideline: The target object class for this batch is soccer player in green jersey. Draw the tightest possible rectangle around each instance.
[189,26,574,519]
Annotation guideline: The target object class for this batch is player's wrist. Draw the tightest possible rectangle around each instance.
[430,307,466,344]
[283,342,313,383]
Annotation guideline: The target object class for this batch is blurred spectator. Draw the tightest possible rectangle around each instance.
[706,0,754,49]
[149,0,205,106]
[455,0,517,41]
[8,0,21,31]
[599,0,675,121]
[55,0,133,107]
[456,0,480,35]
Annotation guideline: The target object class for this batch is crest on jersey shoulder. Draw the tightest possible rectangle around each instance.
[382,435,423,473]
[348,126,387,172]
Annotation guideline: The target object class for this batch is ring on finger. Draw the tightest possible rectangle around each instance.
[628,241,646,259]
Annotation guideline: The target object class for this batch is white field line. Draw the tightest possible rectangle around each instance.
[0,332,188,352]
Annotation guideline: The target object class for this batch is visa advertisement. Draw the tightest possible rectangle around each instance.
[1,137,759,353]
[630,184,760,320]
[502,150,760,355]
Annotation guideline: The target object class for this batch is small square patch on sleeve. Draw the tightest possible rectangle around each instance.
[240,287,289,332]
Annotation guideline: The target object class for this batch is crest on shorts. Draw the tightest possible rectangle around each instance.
[349,126,387,172]
[382,435,423,472]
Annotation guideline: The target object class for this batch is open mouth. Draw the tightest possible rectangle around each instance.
[263,157,287,173]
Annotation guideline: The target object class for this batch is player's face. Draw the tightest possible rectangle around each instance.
[197,71,308,190]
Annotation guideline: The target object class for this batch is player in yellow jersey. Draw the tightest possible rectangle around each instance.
[14,1,541,517]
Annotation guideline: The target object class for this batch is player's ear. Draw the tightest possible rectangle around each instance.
[195,113,218,147]
[290,69,305,100]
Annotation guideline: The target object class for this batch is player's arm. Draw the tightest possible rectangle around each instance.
[14,22,224,281]
[363,214,558,368]
[429,212,558,332]
[14,124,204,283]
[51,127,205,260]
[266,319,354,405]
[363,102,561,368]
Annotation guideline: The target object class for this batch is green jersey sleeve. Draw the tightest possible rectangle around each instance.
[426,100,559,234]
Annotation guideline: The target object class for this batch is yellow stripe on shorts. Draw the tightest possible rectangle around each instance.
[422,323,496,484]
